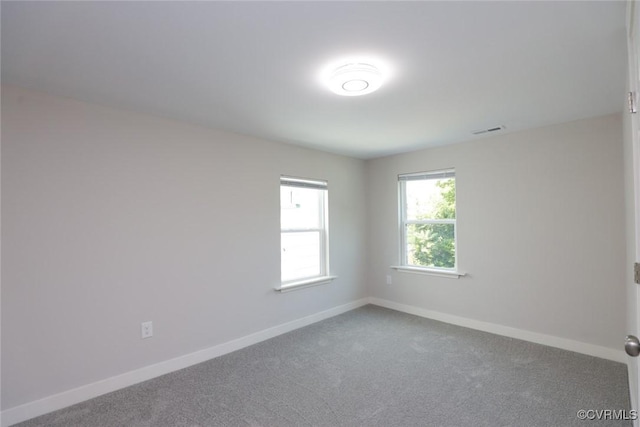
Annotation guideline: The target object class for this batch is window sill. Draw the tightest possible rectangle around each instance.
[390,266,466,279]
[276,276,337,293]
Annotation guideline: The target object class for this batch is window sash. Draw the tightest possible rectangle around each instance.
[399,170,457,270]
[280,176,329,285]
[402,223,457,268]
[281,230,324,282]
[281,227,324,233]
[404,219,455,226]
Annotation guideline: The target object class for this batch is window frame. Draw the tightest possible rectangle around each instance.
[397,169,459,274]
[278,176,333,291]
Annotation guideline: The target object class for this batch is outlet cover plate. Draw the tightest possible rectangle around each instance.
[141,321,153,339]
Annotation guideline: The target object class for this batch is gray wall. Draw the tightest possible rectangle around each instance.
[1,86,368,409]
[366,114,626,350]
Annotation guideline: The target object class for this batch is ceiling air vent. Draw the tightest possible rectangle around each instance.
[471,125,505,135]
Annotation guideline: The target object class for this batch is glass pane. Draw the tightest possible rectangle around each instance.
[405,178,455,220]
[281,231,321,282]
[281,186,321,229]
[406,224,455,269]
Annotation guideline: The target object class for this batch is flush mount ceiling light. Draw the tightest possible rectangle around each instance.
[326,62,384,97]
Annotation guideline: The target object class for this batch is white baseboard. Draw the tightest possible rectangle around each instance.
[368,297,627,363]
[1,298,369,427]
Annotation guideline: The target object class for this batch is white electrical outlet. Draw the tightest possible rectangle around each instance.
[386,275,392,285]
[141,321,153,339]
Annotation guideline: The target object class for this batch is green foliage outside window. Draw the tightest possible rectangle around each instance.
[407,179,456,268]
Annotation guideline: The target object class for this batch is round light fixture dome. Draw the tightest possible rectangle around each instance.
[327,63,383,96]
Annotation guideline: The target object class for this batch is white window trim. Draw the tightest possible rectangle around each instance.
[279,176,330,289]
[390,265,466,279]
[275,275,337,292]
[398,168,459,272]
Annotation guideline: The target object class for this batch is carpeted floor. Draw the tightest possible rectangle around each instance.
[14,305,631,427]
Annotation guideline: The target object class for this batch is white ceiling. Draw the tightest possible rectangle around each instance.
[1,1,627,159]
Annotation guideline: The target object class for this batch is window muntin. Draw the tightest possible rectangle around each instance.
[399,170,456,270]
[280,177,328,284]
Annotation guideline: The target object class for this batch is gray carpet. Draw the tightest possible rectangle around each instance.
[14,305,631,427]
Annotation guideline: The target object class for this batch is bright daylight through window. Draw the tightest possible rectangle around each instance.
[399,169,456,270]
[280,177,329,287]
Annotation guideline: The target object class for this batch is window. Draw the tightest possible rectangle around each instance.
[280,176,329,288]
[399,169,456,271]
